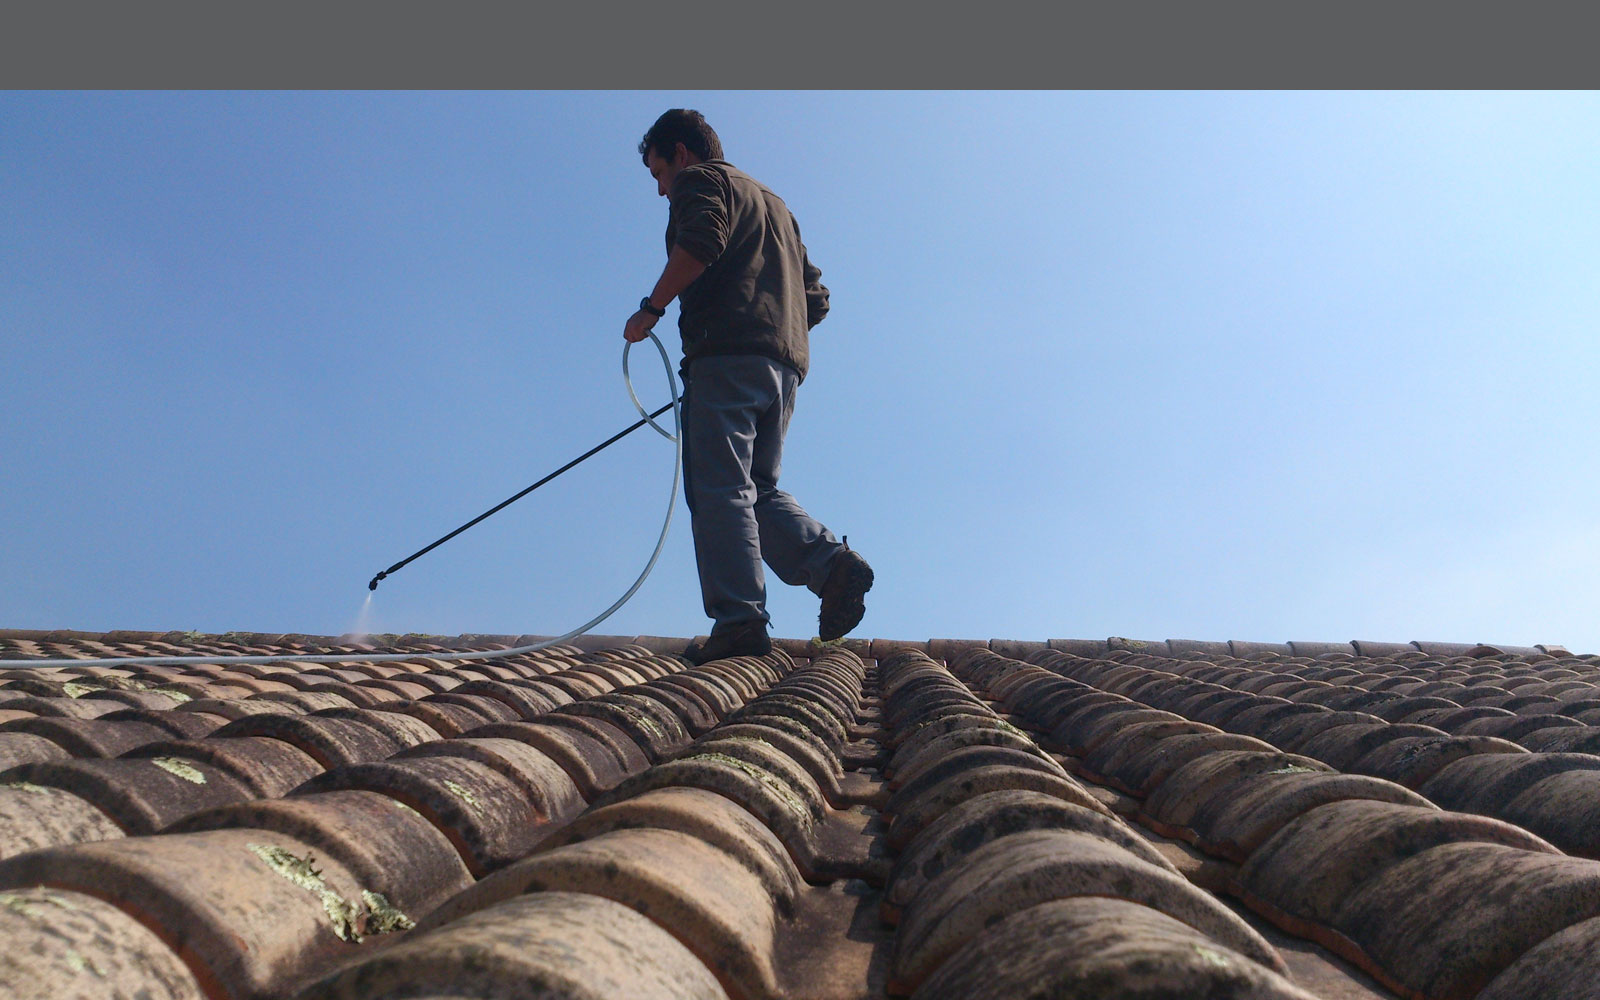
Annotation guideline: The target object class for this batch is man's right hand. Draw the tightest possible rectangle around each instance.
[624,309,658,343]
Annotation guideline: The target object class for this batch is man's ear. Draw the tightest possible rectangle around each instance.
[674,142,690,167]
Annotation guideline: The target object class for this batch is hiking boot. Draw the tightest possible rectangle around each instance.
[683,619,772,665]
[818,540,874,642]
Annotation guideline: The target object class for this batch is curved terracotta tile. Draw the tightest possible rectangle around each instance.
[886,764,1110,852]
[688,737,829,821]
[558,694,691,763]
[1320,689,1408,715]
[1060,706,1184,756]
[396,738,585,825]
[531,714,653,776]
[0,696,125,719]
[1342,733,1526,791]
[778,672,859,712]
[658,672,744,717]
[1078,720,1221,788]
[1420,751,1600,815]
[1139,679,1223,713]
[470,828,782,1000]
[500,676,572,708]
[1224,701,1328,740]
[460,721,632,800]
[1456,712,1584,742]
[444,678,560,719]
[180,697,306,720]
[0,781,123,860]
[0,885,205,1000]
[1235,796,1561,928]
[1477,913,1600,1000]
[886,724,1046,786]
[1293,722,1449,771]
[5,756,255,835]
[698,664,761,703]
[170,788,473,921]
[210,714,414,770]
[1515,726,1600,754]
[1191,771,1433,862]
[886,688,987,730]
[1140,750,1333,833]
[1333,842,1600,1000]
[1113,732,1279,798]
[1256,710,1386,752]
[252,690,360,713]
[710,724,852,804]
[1499,768,1600,858]
[1402,704,1514,731]
[633,683,721,737]
[1177,691,1266,728]
[1020,686,1121,731]
[391,699,499,738]
[886,711,1003,752]
[597,751,827,875]
[103,707,225,739]
[884,789,1176,918]
[548,786,804,919]
[123,736,324,798]
[0,731,71,771]
[1367,695,1461,722]
[730,696,846,754]
[299,755,557,876]
[0,718,170,758]
[0,828,413,1000]
[533,672,609,702]
[907,896,1316,1000]
[300,891,730,1000]
[890,829,1285,994]
[885,745,1065,814]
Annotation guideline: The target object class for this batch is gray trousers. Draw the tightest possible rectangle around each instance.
[680,354,844,632]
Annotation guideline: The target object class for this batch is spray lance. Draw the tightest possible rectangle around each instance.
[369,352,681,592]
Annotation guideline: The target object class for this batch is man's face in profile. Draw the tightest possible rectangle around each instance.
[646,144,695,198]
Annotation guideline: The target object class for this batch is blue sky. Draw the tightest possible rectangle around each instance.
[4,91,1597,651]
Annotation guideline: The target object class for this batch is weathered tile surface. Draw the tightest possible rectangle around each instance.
[1,628,1597,999]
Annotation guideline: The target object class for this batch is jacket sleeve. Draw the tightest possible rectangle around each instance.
[668,168,730,265]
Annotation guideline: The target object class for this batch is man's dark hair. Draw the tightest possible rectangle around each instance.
[639,109,724,165]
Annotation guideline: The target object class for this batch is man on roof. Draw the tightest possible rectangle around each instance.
[624,108,873,665]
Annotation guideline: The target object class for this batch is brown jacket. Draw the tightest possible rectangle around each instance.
[666,159,829,381]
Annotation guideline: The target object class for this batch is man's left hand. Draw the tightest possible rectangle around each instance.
[624,309,658,343]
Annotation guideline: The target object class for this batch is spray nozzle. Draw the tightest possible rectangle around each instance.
[368,571,386,591]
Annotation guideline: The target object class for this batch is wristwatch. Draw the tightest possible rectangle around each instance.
[639,296,666,317]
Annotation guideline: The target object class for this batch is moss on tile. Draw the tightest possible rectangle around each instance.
[247,843,361,942]
[1191,943,1233,970]
[441,779,481,813]
[4,781,57,796]
[681,751,814,828]
[64,949,104,977]
[150,758,207,784]
[360,891,415,934]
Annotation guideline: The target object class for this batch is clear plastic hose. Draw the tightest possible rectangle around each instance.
[0,332,683,669]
